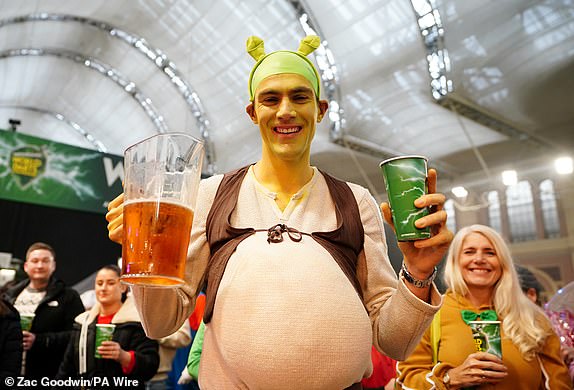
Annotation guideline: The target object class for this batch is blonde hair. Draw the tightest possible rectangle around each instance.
[444,224,552,360]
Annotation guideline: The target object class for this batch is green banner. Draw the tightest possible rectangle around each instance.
[0,129,124,214]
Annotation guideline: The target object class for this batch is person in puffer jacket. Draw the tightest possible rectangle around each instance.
[57,265,159,389]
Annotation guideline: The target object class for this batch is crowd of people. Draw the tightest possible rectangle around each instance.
[2,231,572,389]
[3,242,85,383]
[0,242,203,390]
[1,34,573,390]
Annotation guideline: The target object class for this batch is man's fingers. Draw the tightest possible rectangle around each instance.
[105,202,124,222]
[107,214,122,230]
[108,225,124,243]
[415,210,447,229]
[427,168,437,194]
[107,193,124,211]
[107,212,124,243]
[106,197,124,244]
[413,228,453,248]
[415,193,446,210]
[380,202,394,229]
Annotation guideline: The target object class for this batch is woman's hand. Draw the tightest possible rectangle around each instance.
[105,193,125,244]
[98,341,132,367]
[447,352,508,388]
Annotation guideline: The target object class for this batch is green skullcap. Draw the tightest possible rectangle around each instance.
[247,35,321,101]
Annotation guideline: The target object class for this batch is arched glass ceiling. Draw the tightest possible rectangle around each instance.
[0,104,106,152]
[0,0,570,194]
[289,1,345,142]
[0,47,168,133]
[0,13,216,173]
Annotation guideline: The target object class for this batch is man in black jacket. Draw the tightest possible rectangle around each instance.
[0,291,22,385]
[6,242,84,380]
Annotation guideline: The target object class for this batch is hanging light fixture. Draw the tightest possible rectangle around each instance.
[451,186,468,198]
[501,170,517,186]
[554,156,573,175]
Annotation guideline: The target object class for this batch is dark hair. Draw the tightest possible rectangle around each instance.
[0,298,9,316]
[99,264,121,277]
[516,265,542,295]
[97,264,128,302]
[26,242,56,261]
[0,286,9,316]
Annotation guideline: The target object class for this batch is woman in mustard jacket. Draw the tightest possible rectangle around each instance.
[396,224,571,389]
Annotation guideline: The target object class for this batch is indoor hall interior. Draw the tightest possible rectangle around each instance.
[0,0,573,302]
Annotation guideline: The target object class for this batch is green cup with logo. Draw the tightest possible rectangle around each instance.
[94,324,116,358]
[379,155,431,241]
[20,313,35,331]
[469,320,502,358]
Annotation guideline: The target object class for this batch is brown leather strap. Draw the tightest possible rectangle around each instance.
[203,166,365,323]
[204,165,254,323]
[313,170,364,299]
[344,383,363,390]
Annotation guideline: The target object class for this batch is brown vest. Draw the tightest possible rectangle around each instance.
[203,165,364,323]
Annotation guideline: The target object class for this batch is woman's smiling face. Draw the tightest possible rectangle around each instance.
[95,268,124,307]
[459,232,502,292]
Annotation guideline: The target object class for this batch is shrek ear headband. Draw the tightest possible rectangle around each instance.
[246,35,321,101]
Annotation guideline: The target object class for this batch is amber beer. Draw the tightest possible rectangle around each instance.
[122,133,204,287]
[122,200,194,286]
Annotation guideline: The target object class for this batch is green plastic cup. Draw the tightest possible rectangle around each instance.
[94,324,116,358]
[469,320,502,358]
[379,155,431,241]
[20,314,35,331]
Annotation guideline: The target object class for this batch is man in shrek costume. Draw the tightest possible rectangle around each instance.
[106,35,453,389]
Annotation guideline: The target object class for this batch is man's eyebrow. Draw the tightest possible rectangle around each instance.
[257,89,279,97]
[257,86,314,97]
[290,87,314,95]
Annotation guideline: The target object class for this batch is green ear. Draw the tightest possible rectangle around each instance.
[297,35,320,56]
[246,36,266,61]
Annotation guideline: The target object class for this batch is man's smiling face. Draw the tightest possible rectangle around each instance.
[247,73,327,164]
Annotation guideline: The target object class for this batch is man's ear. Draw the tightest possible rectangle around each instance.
[317,99,329,123]
[526,288,538,304]
[246,103,258,124]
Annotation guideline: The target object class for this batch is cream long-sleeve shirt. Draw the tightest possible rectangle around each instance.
[132,166,441,389]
